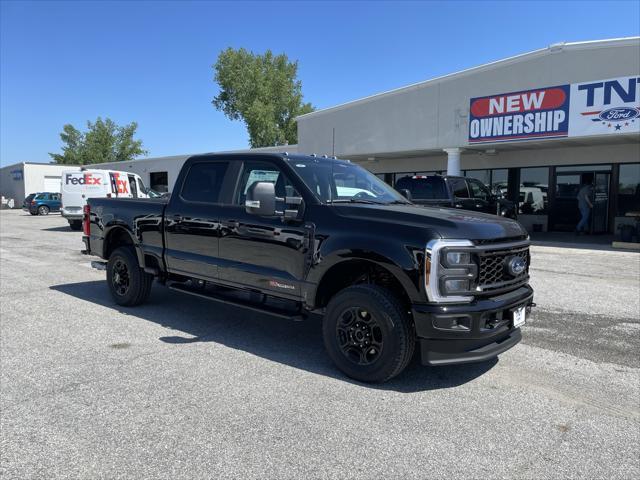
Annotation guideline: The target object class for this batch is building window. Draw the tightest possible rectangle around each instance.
[519,167,549,215]
[490,169,508,196]
[149,171,169,193]
[618,163,640,216]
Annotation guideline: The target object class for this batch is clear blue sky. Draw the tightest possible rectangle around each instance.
[1,0,639,166]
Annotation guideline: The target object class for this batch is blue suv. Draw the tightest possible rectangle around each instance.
[24,192,61,216]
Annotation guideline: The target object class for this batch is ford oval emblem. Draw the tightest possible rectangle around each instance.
[598,107,640,122]
[506,256,526,276]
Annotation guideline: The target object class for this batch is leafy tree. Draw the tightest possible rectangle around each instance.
[49,117,148,165]
[212,48,314,148]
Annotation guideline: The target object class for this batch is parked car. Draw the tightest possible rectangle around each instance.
[22,193,37,210]
[61,168,150,230]
[395,175,517,218]
[24,192,61,216]
[83,153,534,383]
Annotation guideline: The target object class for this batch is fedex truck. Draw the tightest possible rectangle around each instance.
[61,169,149,230]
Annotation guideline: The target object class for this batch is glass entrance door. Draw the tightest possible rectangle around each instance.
[592,172,610,233]
[551,169,611,233]
[553,174,582,231]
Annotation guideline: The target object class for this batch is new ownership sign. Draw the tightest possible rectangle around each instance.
[468,75,639,144]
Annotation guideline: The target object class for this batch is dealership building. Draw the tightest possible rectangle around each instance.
[2,37,639,235]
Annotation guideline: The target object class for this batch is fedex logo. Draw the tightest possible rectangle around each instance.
[65,173,102,185]
[111,173,129,194]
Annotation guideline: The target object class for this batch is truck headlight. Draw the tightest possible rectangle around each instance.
[445,251,471,266]
[425,240,477,303]
[443,279,470,293]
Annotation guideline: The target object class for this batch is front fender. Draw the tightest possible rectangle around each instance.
[306,236,426,304]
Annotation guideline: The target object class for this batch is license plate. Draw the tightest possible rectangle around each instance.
[513,306,526,328]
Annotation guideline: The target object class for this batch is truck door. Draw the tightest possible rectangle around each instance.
[163,159,235,281]
[128,175,138,198]
[217,160,308,300]
[447,177,475,211]
[466,178,494,214]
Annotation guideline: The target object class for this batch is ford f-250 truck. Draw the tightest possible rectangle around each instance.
[83,153,534,382]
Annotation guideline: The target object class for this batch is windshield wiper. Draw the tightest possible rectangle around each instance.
[328,198,385,205]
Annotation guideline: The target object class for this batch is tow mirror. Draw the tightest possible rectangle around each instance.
[399,189,412,201]
[245,182,276,216]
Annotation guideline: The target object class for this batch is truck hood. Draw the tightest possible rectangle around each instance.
[333,204,527,240]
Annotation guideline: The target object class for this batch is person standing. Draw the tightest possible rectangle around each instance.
[576,180,594,234]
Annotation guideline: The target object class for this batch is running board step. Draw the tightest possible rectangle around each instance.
[167,283,305,321]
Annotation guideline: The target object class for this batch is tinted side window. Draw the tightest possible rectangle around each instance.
[128,175,138,197]
[413,178,446,199]
[235,162,299,206]
[181,162,230,203]
[468,179,491,200]
[449,178,469,198]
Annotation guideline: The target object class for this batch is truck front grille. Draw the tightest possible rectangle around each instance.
[477,246,529,293]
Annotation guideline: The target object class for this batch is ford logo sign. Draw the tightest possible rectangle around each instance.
[506,256,527,277]
[598,107,640,122]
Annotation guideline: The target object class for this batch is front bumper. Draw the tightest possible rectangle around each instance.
[412,285,533,366]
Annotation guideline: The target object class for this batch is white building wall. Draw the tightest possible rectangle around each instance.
[362,143,640,175]
[297,38,640,157]
[0,163,80,206]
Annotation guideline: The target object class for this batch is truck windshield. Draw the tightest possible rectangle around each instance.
[288,159,409,205]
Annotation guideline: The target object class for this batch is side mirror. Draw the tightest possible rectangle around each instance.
[399,189,412,201]
[245,182,276,216]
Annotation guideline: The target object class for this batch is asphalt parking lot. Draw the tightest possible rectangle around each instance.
[1,209,639,479]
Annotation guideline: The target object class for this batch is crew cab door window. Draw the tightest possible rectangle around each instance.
[180,162,230,203]
[449,178,470,199]
[235,162,299,206]
[467,179,491,201]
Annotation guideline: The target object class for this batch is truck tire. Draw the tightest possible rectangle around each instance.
[68,220,82,231]
[322,284,415,383]
[37,205,50,216]
[106,246,153,306]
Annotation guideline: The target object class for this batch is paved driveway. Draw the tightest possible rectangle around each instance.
[1,210,638,479]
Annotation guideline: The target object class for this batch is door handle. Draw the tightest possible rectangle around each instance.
[223,220,239,228]
[171,214,182,223]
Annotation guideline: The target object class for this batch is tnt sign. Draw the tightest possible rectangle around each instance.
[569,75,640,137]
[469,85,570,143]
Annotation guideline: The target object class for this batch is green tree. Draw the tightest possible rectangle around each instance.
[212,48,314,148]
[49,117,148,165]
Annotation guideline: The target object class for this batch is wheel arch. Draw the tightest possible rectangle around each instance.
[103,225,145,267]
[312,257,419,312]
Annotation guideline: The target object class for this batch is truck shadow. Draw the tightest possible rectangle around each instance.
[50,280,497,393]
[41,226,75,232]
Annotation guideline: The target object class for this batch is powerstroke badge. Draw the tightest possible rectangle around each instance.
[268,280,295,290]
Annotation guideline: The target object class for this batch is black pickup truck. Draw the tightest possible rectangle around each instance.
[83,153,534,382]
[395,174,517,218]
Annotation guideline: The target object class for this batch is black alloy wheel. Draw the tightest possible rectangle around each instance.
[111,259,130,297]
[336,306,384,365]
[106,246,153,306]
[323,284,415,383]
